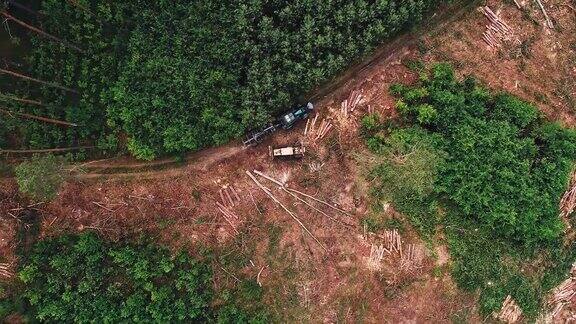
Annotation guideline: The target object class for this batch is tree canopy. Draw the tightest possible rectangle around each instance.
[384,63,576,246]
[10,232,268,323]
[2,0,443,159]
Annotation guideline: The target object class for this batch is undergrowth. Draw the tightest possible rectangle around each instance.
[363,63,576,318]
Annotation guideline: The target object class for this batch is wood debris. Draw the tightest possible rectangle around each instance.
[216,203,239,234]
[308,161,325,172]
[246,170,327,252]
[400,243,424,272]
[256,265,267,287]
[367,244,389,270]
[366,230,424,273]
[336,90,365,131]
[218,184,242,208]
[478,6,513,48]
[538,272,575,322]
[534,0,554,29]
[539,262,576,322]
[493,295,523,323]
[0,263,15,280]
[341,90,364,116]
[384,229,402,253]
[252,170,352,227]
[560,171,576,220]
[304,113,333,142]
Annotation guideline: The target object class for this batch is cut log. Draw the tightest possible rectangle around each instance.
[0,11,85,53]
[534,0,554,28]
[0,68,78,93]
[0,107,77,127]
[253,170,352,227]
[246,170,327,251]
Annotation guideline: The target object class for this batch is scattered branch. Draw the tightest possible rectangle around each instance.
[246,170,327,252]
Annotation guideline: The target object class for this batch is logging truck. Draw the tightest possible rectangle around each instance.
[243,102,314,147]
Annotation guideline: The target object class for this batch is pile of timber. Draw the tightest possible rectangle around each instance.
[216,184,242,234]
[218,185,241,209]
[547,262,576,321]
[384,229,402,253]
[400,243,424,272]
[560,171,576,219]
[479,6,513,48]
[304,114,333,141]
[340,90,364,118]
[0,263,14,280]
[494,295,523,323]
[367,243,387,270]
[367,230,424,272]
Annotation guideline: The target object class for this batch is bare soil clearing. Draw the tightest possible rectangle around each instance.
[2,0,576,321]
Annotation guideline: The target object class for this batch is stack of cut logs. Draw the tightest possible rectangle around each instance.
[479,6,513,48]
[384,229,402,253]
[304,114,333,141]
[560,171,576,219]
[340,90,364,118]
[547,262,576,321]
[367,230,423,272]
[0,263,14,280]
[494,295,523,323]
[216,185,241,234]
[400,243,424,272]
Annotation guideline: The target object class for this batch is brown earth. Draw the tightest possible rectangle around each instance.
[2,0,576,322]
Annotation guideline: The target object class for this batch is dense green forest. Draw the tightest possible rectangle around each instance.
[0,232,268,322]
[363,63,576,317]
[0,0,443,159]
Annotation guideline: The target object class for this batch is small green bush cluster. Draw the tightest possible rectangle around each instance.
[366,126,445,236]
[3,0,443,159]
[365,63,576,317]
[3,232,266,322]
[14,154,68,201]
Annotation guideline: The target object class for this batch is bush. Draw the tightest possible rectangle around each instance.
[394,64,575,246]
[15,154,68,201]
[367,127,445,236]
[366,63,576,317]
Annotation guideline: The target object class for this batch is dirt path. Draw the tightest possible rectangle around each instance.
[80,144,243,180]
[80,0,478,180]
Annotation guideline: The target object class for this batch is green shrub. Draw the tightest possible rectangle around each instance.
[15,154,68,201]
[368,127,445,236]
[360,114,380,137]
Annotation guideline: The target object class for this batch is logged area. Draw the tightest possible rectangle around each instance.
[2,0,576,323]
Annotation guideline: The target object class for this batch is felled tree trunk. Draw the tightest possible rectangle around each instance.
[0,107,78,127]
[0,93,44,106]
[0,10,85,53]
[0,68,78,94]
